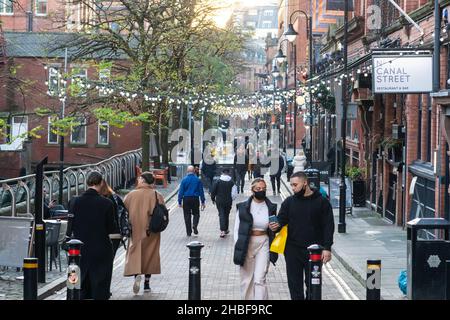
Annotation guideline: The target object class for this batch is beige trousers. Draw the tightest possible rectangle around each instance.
[239,235,270,300]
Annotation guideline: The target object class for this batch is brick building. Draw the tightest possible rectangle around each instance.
[0,1,141,178]
[305,0,450,225]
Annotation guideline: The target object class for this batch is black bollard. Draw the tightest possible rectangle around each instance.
[23,258,38,300]
[187,241,204,300]
[307,244,323,300]
[446,260,450,300]
[366,259,381,300]
[66,239,83,300]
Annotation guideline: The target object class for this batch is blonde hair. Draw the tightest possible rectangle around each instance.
[251,178,266,191]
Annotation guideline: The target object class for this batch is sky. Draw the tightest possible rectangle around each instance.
[211,0,278,28]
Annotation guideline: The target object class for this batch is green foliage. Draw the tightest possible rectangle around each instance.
[345,166,366,181]
[380,137,402,149]
[313,84,335,112]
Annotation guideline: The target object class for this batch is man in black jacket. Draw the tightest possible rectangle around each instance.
[233,145,248,194]
[269,152,285,195]
[210,169,237,238]
[269,171,335,300]
[69,171,116,300]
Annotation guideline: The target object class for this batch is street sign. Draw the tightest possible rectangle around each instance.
[372,54,433,93]
[328,177,352,208]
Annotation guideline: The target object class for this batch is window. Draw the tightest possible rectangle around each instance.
[98,121,109,145]
[47,67,60,96]
[71,68,87,97]
[246,21,256,28]
[35,0,47,15]
[98,68,110,97]
[264,10,273,16]
[70,117,86,144]
[0,116,28,150]
[0,0,13,14]
[262,21,272,28]
[48,117,58,144]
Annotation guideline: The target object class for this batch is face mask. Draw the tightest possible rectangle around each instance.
[254,190,266,200]
[295,185,306,198]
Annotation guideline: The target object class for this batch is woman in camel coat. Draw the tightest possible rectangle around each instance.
[123,171,166,294]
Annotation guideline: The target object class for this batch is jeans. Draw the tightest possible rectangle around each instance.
[235,170,246,193]
[270,175,281,193]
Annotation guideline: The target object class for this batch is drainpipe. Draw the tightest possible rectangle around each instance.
[434,0,441,92]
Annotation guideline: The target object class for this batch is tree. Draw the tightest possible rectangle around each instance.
[41,0,247,170]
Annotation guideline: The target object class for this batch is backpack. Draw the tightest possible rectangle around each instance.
[147,191,169,235]
[113,194,132,238]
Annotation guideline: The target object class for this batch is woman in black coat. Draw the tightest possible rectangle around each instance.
[68,171,116,300]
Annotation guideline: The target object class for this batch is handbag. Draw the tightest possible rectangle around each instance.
[270,225,288,254]
[146,191,169,235]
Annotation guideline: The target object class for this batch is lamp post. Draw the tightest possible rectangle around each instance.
[338,0,349,234]
[271,65,280,131]
[58,48,68,205]
[275,39,290,154]
[284,9,313,162]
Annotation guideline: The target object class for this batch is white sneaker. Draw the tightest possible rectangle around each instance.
[133,275,141,294]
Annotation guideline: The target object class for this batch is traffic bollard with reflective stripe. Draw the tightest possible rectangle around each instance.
[366,260,381,300]
[23,258,38,300]
[307,244,323,300]
[187,241,204,300]
[66,239,83,300]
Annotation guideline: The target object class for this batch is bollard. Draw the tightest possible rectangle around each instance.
[446,260,450,300]
[307,244,323,300]
[66,239,83,300]
[366,260,381,300]
[23,258,38,300]
[187,241,204,300]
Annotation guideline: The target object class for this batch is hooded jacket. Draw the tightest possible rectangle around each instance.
[210,174,237,207]
[277,189,334,250]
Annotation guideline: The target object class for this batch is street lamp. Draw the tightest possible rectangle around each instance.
[271,65,280,78]
[284,10,313,162]
[275,38,290,154]
[338,0,349,234]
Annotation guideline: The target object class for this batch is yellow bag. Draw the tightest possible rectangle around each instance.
[270,225,288,254]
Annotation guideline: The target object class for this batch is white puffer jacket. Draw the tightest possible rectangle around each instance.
[293,155,307,173]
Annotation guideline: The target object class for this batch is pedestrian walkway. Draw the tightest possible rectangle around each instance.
[47,174,365,300]
[280,176,407,300]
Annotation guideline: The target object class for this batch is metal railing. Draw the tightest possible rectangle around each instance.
[0,148,143,217]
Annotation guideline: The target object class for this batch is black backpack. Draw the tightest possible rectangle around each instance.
[147,191,169,235]
[113,194,132,238]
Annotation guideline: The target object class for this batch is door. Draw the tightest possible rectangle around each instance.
[410,176,435,220]
[385,173,396,223]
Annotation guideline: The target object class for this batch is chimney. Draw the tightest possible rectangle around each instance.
[26,11,33,32]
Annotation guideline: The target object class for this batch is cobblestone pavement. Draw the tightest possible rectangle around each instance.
[0,181,179,300]
[47,174,365,300]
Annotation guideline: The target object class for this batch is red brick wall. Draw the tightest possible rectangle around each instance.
[1,0,65,32]
[0,56,142,176]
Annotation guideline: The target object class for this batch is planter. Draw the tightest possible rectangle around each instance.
[352,180,366,207]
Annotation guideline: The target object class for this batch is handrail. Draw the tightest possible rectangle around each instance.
[0,148,143,216]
